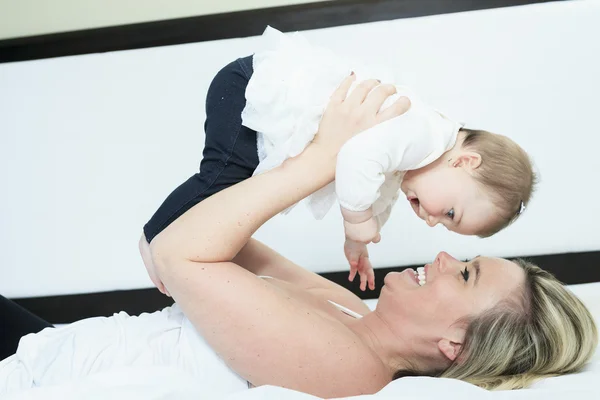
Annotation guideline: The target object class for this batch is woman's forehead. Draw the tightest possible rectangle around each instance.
[476,256,525,293]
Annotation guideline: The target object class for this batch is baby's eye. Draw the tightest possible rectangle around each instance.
[446,209,455,220]
[461,266,470,282]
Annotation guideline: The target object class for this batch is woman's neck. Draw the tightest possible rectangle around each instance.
[348,310,442,376]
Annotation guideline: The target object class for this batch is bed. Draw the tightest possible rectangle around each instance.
[1,0,599,398]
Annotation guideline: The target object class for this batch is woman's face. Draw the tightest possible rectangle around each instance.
[377,252,525,348]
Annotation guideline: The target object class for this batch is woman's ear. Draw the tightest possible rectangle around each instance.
[437,338,463,362]
[452,152,482,171]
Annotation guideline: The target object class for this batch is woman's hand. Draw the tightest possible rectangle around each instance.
[311,74,411,158]
[139,233,170,297]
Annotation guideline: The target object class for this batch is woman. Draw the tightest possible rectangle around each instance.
[2,247,596,397]
[140,61,597,396]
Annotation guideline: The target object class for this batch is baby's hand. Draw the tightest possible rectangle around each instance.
[344,239,375,291]
[343,216,381,244]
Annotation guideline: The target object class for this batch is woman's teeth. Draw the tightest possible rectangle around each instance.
[417,267,426,286]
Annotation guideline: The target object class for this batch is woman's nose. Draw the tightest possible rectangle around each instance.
[435,251,458,273]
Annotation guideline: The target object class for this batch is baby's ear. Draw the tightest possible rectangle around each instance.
[454,152,482,171]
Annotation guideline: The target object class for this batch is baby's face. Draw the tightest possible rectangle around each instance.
[400,163,498,235]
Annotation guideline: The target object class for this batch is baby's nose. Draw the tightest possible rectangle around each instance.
[426,215,439,227]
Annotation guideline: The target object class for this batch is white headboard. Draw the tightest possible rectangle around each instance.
[1,1,599,299]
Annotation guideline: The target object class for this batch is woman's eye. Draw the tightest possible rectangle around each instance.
[446,209,455,220]
[461,266,470,282]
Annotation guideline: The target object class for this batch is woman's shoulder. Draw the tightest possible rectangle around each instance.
[259,303,391,396]
[242,277,391,395]
[299,322,392,396]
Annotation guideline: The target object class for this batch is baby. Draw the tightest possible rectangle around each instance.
[337,125,535,290]
[242,27,537,290]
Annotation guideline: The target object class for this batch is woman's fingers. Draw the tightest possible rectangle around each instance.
[345,79,381,108]
[314,77,406,157]
[377,96,411,123]
[330,73,356,103]
[362,84,397,113]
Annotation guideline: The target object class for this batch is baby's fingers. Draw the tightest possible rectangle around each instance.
[359,269,368,292]
[348,264,358,282]
[367,266,376,291]
[347,252,359,282]
[360,256,376,291]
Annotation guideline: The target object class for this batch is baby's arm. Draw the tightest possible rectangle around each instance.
[336,117,403,248]
[340,207,380,291]
[340,206,380,243]
[336,99,452,289]
[336,128,392,291]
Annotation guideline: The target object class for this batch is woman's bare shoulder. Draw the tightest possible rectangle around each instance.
[247,308,391,397]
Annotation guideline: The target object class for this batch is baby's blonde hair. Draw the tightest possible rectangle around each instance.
[394,259,598,390]
[460,129,537,237]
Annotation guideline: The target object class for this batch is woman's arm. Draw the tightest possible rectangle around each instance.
[149,77,409,396]
[152,148,386,397]
[150,144,335,266]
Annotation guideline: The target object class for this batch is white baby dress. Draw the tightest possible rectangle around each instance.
[241,27,463,222]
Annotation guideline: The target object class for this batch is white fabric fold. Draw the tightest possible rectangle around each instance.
[0,305,247,397]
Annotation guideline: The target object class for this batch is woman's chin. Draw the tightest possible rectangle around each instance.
[384,270,419,289]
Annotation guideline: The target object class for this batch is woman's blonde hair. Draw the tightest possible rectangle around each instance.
[395,259,598,390]
[460,129,537,237]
